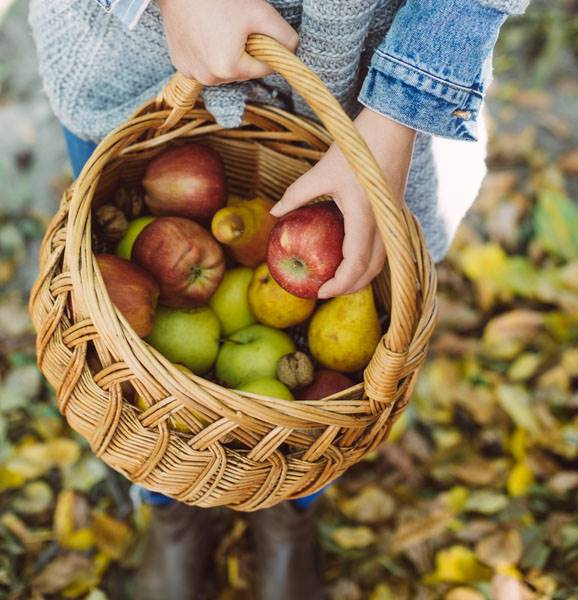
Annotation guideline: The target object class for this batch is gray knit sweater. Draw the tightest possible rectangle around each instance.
[29,0,529,260]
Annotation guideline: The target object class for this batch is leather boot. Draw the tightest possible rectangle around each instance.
[249,502,326,600]
[132,501,225,600]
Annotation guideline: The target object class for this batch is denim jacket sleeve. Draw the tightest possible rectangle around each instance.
[359,0,530,141]
[94,0,151,29]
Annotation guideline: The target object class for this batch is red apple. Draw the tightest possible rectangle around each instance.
[143,144,226,222]
[132,217,225,307]
[95,254,159,337]
[267,202,344,298]
[294,370,354,400]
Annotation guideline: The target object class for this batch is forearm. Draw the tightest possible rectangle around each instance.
[353,108,415,204]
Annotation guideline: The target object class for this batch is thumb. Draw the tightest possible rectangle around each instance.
[271,166,328,217]
[236,53,274,81]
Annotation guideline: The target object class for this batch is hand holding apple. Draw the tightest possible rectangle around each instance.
[267,202,344,299]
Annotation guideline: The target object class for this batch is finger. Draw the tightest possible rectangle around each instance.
[235,53,274,81]
[347,232,386,294]
[270,164,328,217]
[317,205,373,299]
[254,5,299,51]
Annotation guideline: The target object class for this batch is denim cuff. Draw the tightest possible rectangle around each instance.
[359,0,508,141]
[94,0,151,29]
[359,53,484,141]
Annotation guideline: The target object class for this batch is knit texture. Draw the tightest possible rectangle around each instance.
[28,0,514,260]
[478,0,530,15]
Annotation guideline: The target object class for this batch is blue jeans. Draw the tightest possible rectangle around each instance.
[63,126,323,511]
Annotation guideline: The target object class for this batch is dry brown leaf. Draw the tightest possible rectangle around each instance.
[546,471,578,494]
[436,295,481,332]
[340,485,395,524]
[474,171,520,215]
[488,126,537,165]
[485,194,529,249]
[454,520,498,544]
[558,148,578,175]
[561,347,578,377]
[31,553,94,595]
[482,310,544,360]
[391,510,453,551]
[475,530,523,568]
[537,365,570,393]
[510,89,553,110]
[330,579,363,600]
[449,457,500,487]
[1,511,51,549]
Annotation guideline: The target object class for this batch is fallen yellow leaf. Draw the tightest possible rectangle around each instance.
[332,526,375,549]
[91,511,132,560]
[424,545,492,584]
[507,461,535,497]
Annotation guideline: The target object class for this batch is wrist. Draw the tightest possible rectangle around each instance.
[354,107,415,201]
[355,107,415,164]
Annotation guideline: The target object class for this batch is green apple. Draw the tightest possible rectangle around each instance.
[147,306,220,374]
[216,324,295,387]
[237,378,294,400]
[116,216,155,260]
[209,267,256,336]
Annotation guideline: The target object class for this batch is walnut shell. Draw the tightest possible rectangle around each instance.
[276,351,315,389]
[94,204,128,243]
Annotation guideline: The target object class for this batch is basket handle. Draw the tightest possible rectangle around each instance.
[158,34,419,400]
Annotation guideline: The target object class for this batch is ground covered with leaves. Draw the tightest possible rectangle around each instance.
[1,1,578,598]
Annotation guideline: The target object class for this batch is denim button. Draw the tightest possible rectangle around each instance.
[453,109,472,120]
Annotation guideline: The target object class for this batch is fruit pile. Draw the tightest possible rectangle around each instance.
[92,142,383,420]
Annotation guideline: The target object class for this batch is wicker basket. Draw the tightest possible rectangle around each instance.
[29,35,437,511]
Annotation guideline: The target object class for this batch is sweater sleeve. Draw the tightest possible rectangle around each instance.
[93,0,152,29]
[358,0,530,141]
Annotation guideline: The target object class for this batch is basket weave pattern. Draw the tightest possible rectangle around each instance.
[29,36,437,510]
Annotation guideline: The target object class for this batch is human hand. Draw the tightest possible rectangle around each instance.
[158,0,298,86]
[270,108,416,299]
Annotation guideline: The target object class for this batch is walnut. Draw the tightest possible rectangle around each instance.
[93,204,128,243]
[276,351,315,390]
[115,187,144,219]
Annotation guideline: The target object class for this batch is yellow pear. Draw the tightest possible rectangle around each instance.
[308,286,381,372]
[248,263,316,329]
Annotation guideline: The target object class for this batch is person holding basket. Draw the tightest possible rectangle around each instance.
[29,0,529,598]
